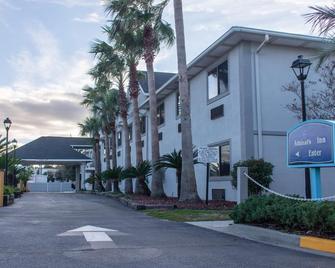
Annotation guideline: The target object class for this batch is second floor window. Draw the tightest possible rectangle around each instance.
[208,60,228,100]
[140,116,146,134]
[157,102,165,125]
[117,131,122,147]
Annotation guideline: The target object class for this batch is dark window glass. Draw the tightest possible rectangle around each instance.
[208,60,228,100]
[158,132,163,141]
[140,116,146,134]
[117,131,122,147]
[176,92,181,117]
[157,103,165,125]
[210,143,230,177]
[128,123,133,141]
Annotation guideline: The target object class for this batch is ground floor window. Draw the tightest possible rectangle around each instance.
[210,142,231,177]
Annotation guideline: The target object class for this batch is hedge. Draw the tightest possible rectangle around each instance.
[231,195,335,235]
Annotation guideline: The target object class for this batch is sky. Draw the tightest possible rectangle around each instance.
[0,0,333,145]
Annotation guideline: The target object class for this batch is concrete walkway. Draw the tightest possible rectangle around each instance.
[0,193,334,267]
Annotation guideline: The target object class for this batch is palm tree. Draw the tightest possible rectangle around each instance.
[101,166,123,192]
[104,16,147,194]
[78,116,103,191]
[305,5,335,64]
[104,0,175,197]
[172,0,200,201]
[154,149,199,198]
[90,40,133,194]
[122,161,151,196]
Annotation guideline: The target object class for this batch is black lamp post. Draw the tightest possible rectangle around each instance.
[291,55,312,198]
[12,138,17,186]
[3,117,12,185]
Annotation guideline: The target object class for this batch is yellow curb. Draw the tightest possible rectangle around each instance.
[300,236,335,254]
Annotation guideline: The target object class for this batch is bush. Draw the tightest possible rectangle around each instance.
[231,159,273,196]
[231,195,335,235]
[3,186,15,195]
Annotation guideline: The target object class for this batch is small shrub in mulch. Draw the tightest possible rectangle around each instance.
[126,195,236,210]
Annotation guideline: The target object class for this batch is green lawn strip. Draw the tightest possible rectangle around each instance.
[144,209,232,222]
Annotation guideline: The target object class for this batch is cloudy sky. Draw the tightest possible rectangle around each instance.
[0,0,333,145]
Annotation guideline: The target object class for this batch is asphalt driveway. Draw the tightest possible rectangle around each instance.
[0,193,334,268]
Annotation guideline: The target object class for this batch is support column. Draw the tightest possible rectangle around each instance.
[237,167,248,204]
[75,165,80,192]
[310,167,322,199]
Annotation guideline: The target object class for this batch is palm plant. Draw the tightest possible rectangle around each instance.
[171,0,200,201]
[154,149,199,199]
[79,116,103,191]
[104,15,147,195]
[121,161,151,196]
[101,166,123,192]
[305,5,335,64]
[104,0,175,198]
[90,40,133,194]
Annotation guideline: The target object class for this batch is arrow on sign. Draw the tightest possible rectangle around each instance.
[296,151,300,157]
[58,225,125,249]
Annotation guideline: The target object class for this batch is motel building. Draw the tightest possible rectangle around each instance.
[100,26,335,201]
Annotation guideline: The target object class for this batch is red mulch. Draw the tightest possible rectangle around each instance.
[127,195,236,209]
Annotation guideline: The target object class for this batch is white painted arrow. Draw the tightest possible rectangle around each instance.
[58,225,122,249]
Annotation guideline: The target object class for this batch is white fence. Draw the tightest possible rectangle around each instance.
[27,182,74,193]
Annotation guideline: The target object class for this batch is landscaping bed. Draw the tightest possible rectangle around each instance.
[145,208,232,222]
[231,194,335,240]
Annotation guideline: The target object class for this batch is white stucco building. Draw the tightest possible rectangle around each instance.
[100,26,335,201]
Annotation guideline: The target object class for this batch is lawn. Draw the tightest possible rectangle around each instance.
[144,209,232,222]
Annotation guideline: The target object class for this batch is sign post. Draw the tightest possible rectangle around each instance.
[0,170,4,207]
[198,146,219,204]
[287,120,335,199]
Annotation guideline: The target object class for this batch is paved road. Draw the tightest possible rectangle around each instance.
[0,193,334,268]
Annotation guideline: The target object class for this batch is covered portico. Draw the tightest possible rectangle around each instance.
[14,136,93,191]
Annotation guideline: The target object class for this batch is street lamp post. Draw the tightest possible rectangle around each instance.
[291,55,312,198]
[3,118,12,185]
[12,138,17,186]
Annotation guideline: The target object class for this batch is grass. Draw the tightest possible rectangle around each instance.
[144,209,232,222]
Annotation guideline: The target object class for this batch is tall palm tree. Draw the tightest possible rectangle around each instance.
[104,18,147,194]
[105,0,175,197]
[79,116,103,191]
[305,5,335,64]
[90,40,133,194]
[172,0,200,201]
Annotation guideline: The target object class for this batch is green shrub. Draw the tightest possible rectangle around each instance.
[231,159,273,196]
[3,185,15,195]
[231,195,335,234]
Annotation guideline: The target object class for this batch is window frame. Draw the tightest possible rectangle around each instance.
[209,140,232,180]
[207,59,229,104]
[117,131,122,147]
[157,102,165,126]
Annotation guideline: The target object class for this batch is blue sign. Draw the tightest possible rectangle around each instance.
[287,120,335,168]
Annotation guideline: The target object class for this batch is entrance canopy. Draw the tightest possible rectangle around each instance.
[14,136,93,166]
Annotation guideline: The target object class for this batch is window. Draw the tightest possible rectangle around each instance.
[158,132,163,141]
[117,131,122,147]
[210,105,224,120]
[210,142,231,177]
[176,92,181,117]
[128,123,133,141]
[140,116,146,134]
[157,102,165,125]
[178,123,181,133]
[208,60,228,100]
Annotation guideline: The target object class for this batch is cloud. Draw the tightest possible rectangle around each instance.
[24,0,101,7]
[73,12,103,23]
[1,22,91,145]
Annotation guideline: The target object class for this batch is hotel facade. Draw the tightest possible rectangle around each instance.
[100,27,335,201]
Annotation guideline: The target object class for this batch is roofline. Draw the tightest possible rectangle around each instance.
[140,26,327,108]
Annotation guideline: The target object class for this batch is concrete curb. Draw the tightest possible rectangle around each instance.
[187,221,335,259]
[79,191,175,210]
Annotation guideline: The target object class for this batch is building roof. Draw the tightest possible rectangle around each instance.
[14,136,92,165]
[138,71,175,94]
[140,26,328,108]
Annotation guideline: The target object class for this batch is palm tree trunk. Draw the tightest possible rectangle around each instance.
[104,130,112,191]
[144,26,165,197]
[174,0,200,202]
[111,121,120,193]
[176,170,181,198]
[119,84,133,194]
[130,63,149,195]
[94,136,103,191]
